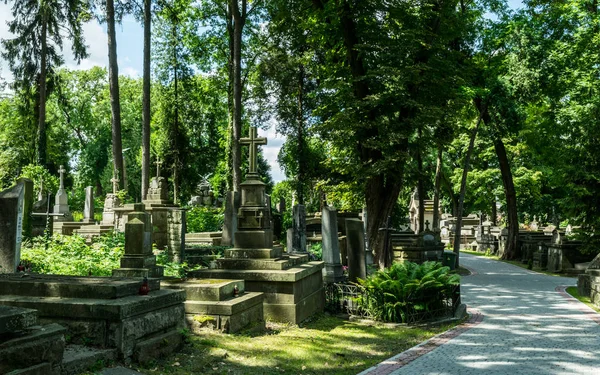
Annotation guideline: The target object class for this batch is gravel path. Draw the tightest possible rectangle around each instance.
[360,253,600,375]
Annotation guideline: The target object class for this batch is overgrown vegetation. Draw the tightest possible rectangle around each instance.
[21,232,125,276]
[356,261,460,323]
[186,206,224,233]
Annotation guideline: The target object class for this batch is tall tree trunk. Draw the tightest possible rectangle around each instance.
[107,0,124,189]
[433,146,443,229]
[453,108,486,266]
[416,128,425,232]
[491,198,497,226]
[172,21,180,204]
[297,64,305,205]
[38,16,47,166]
[230,0,246,192]
[225,4,234,191]
[495,138,519,259]
[141,0,151,200]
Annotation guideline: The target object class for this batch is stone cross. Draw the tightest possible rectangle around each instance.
[156,156,163,178]
[111,173,120,194]
[240,127,267,175]
[58,165,66,189]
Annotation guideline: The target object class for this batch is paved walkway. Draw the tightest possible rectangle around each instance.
[361,253,600,375]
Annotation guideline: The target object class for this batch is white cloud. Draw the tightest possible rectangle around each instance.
[258,125,286,183]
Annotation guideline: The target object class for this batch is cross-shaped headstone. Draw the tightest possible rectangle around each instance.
[111,172,120,194]
[240,127,267,175]
[425,220,430,231]
[58,165,66,189]
[156,156,163,178]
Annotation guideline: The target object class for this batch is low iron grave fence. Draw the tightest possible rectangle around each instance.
[325,282,461,325]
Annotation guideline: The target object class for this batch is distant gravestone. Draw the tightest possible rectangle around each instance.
[345,218,366,282]
[83,186,95,224]
[221,191,240,246]
[276,197,286,214]
[0,183,25,273]
[291,204,307,253]
[322,207,344,283]
[16,178,33,239]
[53,165,72,221]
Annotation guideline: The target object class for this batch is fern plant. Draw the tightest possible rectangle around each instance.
[356,261,460,323]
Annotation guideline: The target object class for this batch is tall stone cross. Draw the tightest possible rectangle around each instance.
[156,156,163,178]
[240,126,267,175]
[58,165,66,189]
[111,172,120,194]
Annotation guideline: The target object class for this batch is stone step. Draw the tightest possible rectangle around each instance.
[0,275,161,299]
[186,232,222,239]
[185,247,218,256]
[0,323,66,375]
[162,278,245,301]
[0,305,38,335]
[185,255,220,266]
[225,247,282,259]
[183,291,263,316]
[132,328,184,364]
[217,258,292,270]
[0,289,186,321]
[190,261,324,283]
[60,345,117,375]
[5,362,53,375]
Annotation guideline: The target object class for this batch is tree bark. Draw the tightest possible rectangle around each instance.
[417,147,425,232]
[107,0,124,189]
[491,198,497,226]
[172,20,180,204]
[297,64,305,205]
[433,146,443,229]
[494,137,519,259]
[38,14,48,167]
[453,107,486,266]
[226,3,234,191]
[230,0,246,192]
[141,0,151,200]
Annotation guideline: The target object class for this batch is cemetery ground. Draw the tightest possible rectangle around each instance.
[91,314,458,375]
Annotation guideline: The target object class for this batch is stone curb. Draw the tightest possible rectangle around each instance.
[357,309,484,375]
[555,285,600,325]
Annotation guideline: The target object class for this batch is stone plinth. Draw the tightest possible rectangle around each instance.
[192,175,324,324]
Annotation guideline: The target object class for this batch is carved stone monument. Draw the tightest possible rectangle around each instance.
[82,186,95,224]
[0,182,24,273]
[53,165,73,222]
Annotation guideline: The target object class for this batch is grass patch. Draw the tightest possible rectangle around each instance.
[566,286,600,313]
[136,314,458,375]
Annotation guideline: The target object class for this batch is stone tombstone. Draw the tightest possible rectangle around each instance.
[530,216,539,231]
[286,228,293,252]
[167,208,186,263]
[221,191,240,246]
[16,178,33,239]
[566,224,573,236]
[322,206,344,283]
[83,186,95,223]
[276,197,286,214]
[102,176,122,225]
[345,218,366,282]
[292,204,307,253]
[552,229,561,245]
[53,165,72,221]
[146,176,169,202]
[0,183,25,273]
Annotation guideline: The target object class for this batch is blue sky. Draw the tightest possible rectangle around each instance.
[0,0,524,182]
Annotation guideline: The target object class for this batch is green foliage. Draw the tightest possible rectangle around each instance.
[308,242,322,261]
[155,249,202,278]
[357,261,460,323]
[186,206,224,233]
[20,232,124,276]
[16,164,59,197]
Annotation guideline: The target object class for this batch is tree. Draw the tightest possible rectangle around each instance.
[2,0,89,166]
[142,0,152,200]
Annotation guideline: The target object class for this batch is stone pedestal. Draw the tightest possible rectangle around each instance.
[221,191,240,246]
[322,207,344,283]
[53,187,72,222]
[83,186,95,223]
[113,203,163,278]
[292,204,307,253]
[192,175,324,324]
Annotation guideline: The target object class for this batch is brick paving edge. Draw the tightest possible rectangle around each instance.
[357,309,484,375]
[555,285,600,325]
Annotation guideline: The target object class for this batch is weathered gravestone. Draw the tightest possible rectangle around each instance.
[53,165,72,221]
[0,182,25,273]
[291,204,307,253]
[322,206,344,283]
[221,191,240,246]
[346,218,366,282]
[83,186,95,223]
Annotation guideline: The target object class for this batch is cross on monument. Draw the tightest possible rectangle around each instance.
[111,171,120,194]
[58,165,66,189]
[240,126,267,176]
[156,156,163,178]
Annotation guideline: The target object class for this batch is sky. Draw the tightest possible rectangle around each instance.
[0,1,524,183]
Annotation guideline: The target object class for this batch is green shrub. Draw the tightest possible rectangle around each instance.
[156,249,203,278]
[21,232,125,276]
[356,261,460,323]
[186,206,224,233]
[309,242,322,261]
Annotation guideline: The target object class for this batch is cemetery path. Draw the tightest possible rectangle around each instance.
[360,253,600,375]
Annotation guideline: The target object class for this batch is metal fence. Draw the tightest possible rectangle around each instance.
[325,282,461,325]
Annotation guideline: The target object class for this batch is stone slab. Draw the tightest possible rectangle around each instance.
[5,363,54,375]
[183,291,264,316]
[133,329,183,364]
[161,278,245,301]
[263,287,324,324]
[0,305,37,335]
[0,275,161,299]
[185,297,264,333]
[61,345,117,375]
[191,261,324,282]
[225,247,282,259]
[0,289,186,321]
